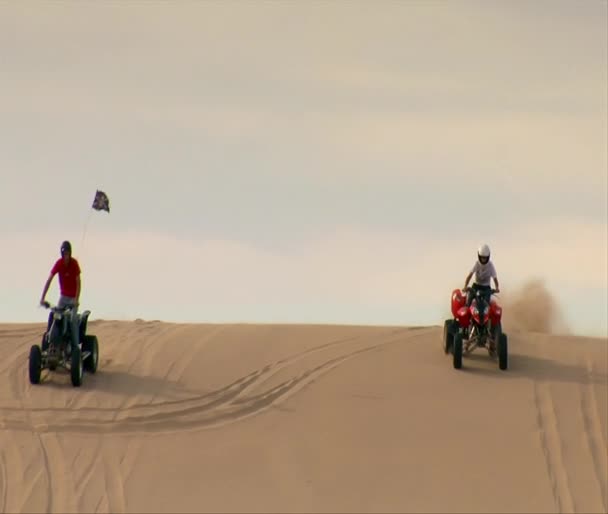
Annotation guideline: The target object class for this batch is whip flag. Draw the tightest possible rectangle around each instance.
[92,190,110,213]
[82,189,111,250]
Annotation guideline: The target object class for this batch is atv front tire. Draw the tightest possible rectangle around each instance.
[71,345,83,387]
[453,333,463,369]
[498,333,508,371]
[443,320,455,354]
[82,335,99,373]
[29,345,42,384]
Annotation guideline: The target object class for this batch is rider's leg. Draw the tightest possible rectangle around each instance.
[46,311,53,333]
[466,283,479,306]
[478,284,492,301]
[58,296,79,350]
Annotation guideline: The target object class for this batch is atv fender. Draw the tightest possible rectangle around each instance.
[79,310,91,341]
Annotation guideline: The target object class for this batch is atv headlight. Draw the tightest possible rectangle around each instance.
[53,312,63,320]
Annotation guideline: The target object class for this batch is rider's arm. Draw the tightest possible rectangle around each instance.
[464,271,473,289]
[465,262,479,289]
[41,260,60,305]
[40,274,53,304]
[75,275,81,304]
[73,260,81,305]
[490,262,499,292]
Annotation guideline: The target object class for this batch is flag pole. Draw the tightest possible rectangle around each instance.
[81,208,94,253]
[81,189,110,259]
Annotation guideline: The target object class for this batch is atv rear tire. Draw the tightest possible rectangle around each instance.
[498,333,508,370]
[29,345,42,384]
[493,322,502,339]
[453,333,463,369]
[82,335,99,373]
[71,345,83,387]
[443,320,455,354]
[493,323,502,354]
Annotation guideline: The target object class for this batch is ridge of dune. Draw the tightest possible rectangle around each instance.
[0,319,606,513]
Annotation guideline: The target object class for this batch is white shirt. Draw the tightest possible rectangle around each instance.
[471,260,497,286]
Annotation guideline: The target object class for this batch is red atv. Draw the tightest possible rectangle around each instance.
[443,287,508,370]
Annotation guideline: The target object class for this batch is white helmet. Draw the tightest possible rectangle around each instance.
[477,243,491,263]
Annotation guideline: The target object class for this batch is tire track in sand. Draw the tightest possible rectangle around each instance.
[92,438,138,514]
[0,325,47,380]
[7,349,28,407]
[35,433,54,514]
[1,328,420,435]
[579,356,608,512]
[1,430,50,514]
[96,438,142,513]
[107,438,142,514]
[20,342,72,514]
[111,322,182,419]
[0,348,29,381]
[95,331,402,435]
[152,325,228,402]
[36,432,81,513]
[1,330,373,419]
[0,438,8,514]
[534,380,576,513]
[72,437,104,513]
[101,441,127,514]
[8,345,56,514]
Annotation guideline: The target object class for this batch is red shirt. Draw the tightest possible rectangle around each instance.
[51,257,81,298]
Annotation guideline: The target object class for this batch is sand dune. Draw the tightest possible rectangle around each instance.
[0,320,606,513]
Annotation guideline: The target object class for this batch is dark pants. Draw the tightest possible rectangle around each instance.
[466,283,492,306]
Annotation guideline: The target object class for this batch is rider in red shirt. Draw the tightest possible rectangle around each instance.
[40,241,82,349]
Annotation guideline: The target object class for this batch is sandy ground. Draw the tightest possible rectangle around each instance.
[0,320,606,513]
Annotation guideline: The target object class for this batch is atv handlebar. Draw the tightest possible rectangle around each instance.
[40,301,75,312]
[463,287,499,295]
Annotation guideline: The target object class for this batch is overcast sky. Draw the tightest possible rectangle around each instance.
[1,1,606,336]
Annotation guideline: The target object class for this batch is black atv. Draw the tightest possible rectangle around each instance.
[28,302,99,387]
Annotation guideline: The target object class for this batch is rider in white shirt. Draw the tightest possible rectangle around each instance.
[463,244,500,306]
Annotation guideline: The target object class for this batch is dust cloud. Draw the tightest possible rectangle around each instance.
[500,279,569,334]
